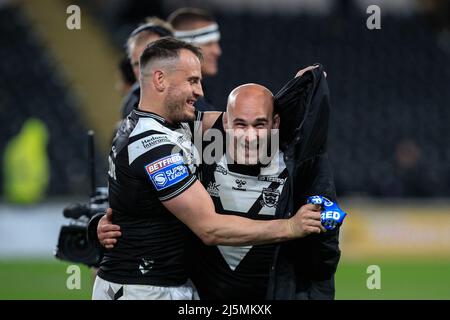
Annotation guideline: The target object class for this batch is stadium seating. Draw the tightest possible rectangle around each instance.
[1,4,449,197]
[202,13,450,197]
[0,6,105,197]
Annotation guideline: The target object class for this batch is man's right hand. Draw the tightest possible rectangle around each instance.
[295,65,327,78]
[98,208,122,249]
[286,204,326,238]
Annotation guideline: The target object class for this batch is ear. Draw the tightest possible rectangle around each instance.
[222,112,228,128]
[272,114,280,129]
[152,70,166,92]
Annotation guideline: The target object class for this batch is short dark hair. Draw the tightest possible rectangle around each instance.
[140,37,203,73]
[167,8,215,30]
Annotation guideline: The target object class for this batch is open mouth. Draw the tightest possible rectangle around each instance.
[186,98,196,108]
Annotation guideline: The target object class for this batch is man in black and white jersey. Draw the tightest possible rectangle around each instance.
[92,38,326,300]
[188,67,335,300]
[188,83,288,300]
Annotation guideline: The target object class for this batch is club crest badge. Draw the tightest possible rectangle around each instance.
[261,187,280,207]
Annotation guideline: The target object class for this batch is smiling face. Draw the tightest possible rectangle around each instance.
[224,84,279,165]
[163,49,203,123]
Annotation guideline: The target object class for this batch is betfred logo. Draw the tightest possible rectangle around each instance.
[145,154,184,174]
[145,154,189,191]
[321,211,341,221]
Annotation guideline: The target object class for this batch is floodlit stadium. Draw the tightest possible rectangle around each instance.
[1,0,450,301]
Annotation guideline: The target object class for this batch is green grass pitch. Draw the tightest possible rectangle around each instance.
[0,259,449,299]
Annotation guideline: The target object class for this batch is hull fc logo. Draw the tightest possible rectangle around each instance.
[232,179,247,191]
[261,188,280,207]
[207,182,220,197]
[139,258,154,275]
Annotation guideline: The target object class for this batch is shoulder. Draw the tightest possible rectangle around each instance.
[127,118,179,165]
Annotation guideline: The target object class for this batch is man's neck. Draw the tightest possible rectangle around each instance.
[138,98,171,123]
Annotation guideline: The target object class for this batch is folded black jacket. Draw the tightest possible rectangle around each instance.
[266,64,341,299]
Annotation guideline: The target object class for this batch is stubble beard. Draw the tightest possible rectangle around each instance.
[165,86,195,123]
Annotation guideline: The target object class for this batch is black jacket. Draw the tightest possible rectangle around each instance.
[266,65,341,299]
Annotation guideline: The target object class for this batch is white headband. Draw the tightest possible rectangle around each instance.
[174,23,221,45]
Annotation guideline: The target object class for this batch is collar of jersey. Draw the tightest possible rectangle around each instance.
[134,109,166,123]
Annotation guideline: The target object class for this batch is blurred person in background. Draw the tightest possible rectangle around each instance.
[376,139,437,197]
[115,56,136,97]
[168,7,223,111]
[120,9,224,117]
[120,17,174,119]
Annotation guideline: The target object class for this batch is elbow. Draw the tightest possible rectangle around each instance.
[202,237,218,246]
[199,232,219,246]
[196,225,220,246]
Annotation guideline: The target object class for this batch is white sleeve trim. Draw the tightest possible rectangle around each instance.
[159,175,197,202]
